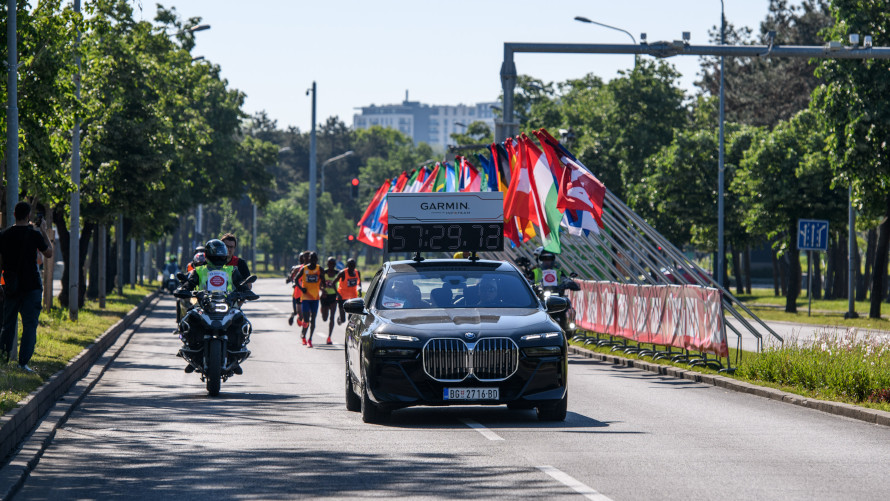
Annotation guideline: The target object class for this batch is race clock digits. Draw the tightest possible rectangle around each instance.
[387,223,503,253]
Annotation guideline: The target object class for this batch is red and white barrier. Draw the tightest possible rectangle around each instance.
[567,280,728,358]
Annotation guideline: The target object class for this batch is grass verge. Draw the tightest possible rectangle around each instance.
[735,288,890,330]
[571,330,890,414]
[0,284,156,416]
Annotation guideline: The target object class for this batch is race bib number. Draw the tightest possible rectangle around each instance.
[206,270,229,292]
[542,270,558,286]
[347,278,358,287]
[306,273,319,283]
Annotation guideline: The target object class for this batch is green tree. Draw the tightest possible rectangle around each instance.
[735,109,846,312]
[812,0,890,318]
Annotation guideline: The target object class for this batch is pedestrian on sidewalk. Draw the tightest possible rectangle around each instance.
[0,201,53,372]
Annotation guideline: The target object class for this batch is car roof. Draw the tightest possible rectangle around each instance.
[384,259,517,274]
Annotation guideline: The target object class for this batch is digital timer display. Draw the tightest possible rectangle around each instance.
[387,223,504,253]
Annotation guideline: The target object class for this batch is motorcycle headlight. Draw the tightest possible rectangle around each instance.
[372,333,420,342]
[543,291,552,299]
[213,303,229,313]
[569,322,576,330]
[521,332,562,341]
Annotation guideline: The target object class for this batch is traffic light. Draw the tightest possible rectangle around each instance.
[351,178,360,198]
[346,234,355,245]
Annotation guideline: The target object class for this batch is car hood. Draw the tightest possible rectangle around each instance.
[374,308,558,337]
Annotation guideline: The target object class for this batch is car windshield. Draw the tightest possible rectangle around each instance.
[376,269,538,310]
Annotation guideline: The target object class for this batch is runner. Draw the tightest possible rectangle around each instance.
[320,256,339,344]
[335,258,362,325]
[294,252,322,347]
[286,251,309,328]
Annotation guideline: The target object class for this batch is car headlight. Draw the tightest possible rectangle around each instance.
[523,346,562,357]
[372,333,420,342]
[374,348,418,358]
[521,332,562,341]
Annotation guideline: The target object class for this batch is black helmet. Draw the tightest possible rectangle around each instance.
[204,239,228,266]
[539,250,556,261]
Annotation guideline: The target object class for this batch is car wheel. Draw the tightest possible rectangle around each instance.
[536,392,567,422]
[345,353,361,412]
[360,368,390,424]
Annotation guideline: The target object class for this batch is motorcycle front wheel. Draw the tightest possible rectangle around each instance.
[205,338,222,396]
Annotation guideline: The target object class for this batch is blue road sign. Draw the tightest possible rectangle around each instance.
[798,219,829,251]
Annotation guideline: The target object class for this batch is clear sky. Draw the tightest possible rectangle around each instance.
[139,0,787,132]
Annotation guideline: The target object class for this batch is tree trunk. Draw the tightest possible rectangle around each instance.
[813,252,822,299]
[860,228,876,301]
[771,248,780,296]
[744,246,752,294]
[824,236,836,299]
[732,247,743,294]
[54,211,93,309]
[853,234,862,302]
[834,232,847,300]
[869,199,890,318]
[779,251,788,296]
[88,225,100,299]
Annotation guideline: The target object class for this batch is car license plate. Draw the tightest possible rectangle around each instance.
[443,388,499,400]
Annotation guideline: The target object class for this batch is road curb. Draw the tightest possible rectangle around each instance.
[568,344,890,427]
[0,291,161,499]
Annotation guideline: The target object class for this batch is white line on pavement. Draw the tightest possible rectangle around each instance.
[537,465,613,501]
[459,418,504,441]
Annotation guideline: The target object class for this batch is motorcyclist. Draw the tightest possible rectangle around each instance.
[177,239,249,374]
[187,249,206,273]
[163,255,180,276]
[532,248,566,289]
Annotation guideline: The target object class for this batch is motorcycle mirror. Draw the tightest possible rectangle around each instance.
[176,272,188,282]
[173,289,192,299]
[240,275,258,287]
[569,272,578,278]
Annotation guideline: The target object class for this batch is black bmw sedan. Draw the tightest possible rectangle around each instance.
[342,258,569,423]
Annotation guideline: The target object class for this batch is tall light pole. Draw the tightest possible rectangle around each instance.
[574,16,637,67]
[6,0,18,226]
[718,0,726,288]
[321,150,354,195]
[69,0,82,320]
[307,82,318,252]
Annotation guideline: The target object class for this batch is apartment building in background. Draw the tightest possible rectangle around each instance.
[353,92,498,151]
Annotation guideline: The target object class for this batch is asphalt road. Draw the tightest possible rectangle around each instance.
[13,279,890,500]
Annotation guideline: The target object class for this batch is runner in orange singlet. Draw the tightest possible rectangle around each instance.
[334,258,362,325]
[294,252,322,347]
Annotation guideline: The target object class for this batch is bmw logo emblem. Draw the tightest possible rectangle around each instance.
[464,332,477,340]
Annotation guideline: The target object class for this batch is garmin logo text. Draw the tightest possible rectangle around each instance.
[420,202,469,211]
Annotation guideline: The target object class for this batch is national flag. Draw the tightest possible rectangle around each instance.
[431,162,447,192]
[491,143,511,190]
[393,171,409,193]
[358,225,385,249]
[537,128,606,229]
[419,163,439,192]
[522,133,562,253]
[357,181,390,229]
[445,162,457,192]
[403,168,422,193]
[459,156,481,192]
[562,209,600,236]
[502,137,539,245]
[477,153,498,192]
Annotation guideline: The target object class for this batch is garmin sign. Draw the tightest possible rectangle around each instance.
[388,193,503,224]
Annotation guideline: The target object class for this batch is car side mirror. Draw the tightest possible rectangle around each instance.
[545,296,569,314]
[342,298,367,315]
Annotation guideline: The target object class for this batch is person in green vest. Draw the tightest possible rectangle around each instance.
[177,238,249,373]
[531,247,566,288]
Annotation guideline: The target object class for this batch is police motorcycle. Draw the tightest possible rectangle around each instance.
[173,241,260,396]
[532,248,580,339]
[165,273,179,294]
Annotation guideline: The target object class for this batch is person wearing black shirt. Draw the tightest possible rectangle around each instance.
[221,233,250,287]
[0,202,53,372]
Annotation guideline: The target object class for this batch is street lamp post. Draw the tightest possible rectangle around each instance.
[718,0,726,288]
[307,82,318,252]
[321,150,354,195]
[574,16,637,67]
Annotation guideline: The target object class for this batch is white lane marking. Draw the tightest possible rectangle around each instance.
[460,418,504,441]
[537,465,613,501]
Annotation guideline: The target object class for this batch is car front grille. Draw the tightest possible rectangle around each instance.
[422,337,518,382]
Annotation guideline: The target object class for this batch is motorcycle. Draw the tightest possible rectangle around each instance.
[165,273,179,294]
[173,275,260,396]
[536,272,580,339]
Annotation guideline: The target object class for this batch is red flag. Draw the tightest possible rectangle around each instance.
[503,137,540,243]
[535,128,606,229]
[419,163,439,192]
[393,171,409,193]
[357,225,385,249]
[533,130,566,187]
